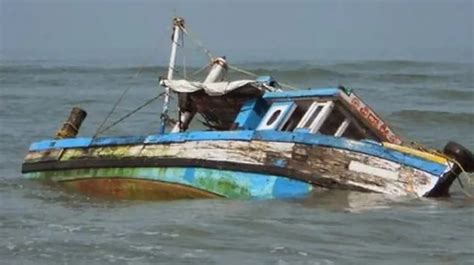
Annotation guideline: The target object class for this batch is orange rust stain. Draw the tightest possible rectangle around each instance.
[61,178,220,200]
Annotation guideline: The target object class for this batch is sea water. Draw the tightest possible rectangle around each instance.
[1,60,473,264]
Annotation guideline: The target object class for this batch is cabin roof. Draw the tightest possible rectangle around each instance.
[263,87,340,100]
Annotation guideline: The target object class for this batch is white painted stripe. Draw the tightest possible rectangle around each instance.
[348,160,399,180]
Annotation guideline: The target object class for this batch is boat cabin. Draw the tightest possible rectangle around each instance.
[164,77,402,145]
[233,87,380,142]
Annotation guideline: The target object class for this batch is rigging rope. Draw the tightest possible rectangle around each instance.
[181,23,299,90]
[228,65,298,90]
[227,64,258,77]
[93,68,143,138]
[94,92,165,136]
[181,27,214,62]
[189,62,211,78]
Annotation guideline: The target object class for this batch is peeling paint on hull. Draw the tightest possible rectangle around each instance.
[64,178,220,200]
[24,167,313,200]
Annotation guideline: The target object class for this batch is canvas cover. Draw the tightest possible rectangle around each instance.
[162,79,269,96]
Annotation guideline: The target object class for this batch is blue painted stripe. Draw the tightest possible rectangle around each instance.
[30,137,92,151]
[28,130,446,175]
[91,135,147,146]
[273,177,310,198]
[263,87,339,99]
[233,98,269,130]
[145,130,255,144]
[145,132,189,143]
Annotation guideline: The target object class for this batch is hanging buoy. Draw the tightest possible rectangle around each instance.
[55,107,87,139]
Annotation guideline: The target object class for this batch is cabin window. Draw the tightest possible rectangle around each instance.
[257,101,296,131]
[334,119,351,137]
[342,123,378,141]
[266,110,282,125]
[256,98,381,142]
[302,105,323,128]
[296,101,334,133]
[319,105,347,136]
[281,107,304,131]
[275,99,381,142]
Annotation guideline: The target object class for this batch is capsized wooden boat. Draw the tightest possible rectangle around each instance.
[21,17,474,200]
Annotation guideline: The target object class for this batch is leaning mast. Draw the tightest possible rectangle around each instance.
[159,17,184,134]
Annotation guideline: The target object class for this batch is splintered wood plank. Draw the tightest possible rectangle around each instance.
[24,149,64,163]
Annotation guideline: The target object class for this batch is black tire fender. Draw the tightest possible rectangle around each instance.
[443,141,474,173]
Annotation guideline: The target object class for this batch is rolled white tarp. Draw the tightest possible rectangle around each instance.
[161,79,266,96]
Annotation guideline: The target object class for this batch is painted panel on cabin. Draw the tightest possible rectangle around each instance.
[233,98,269,130]
[338,91,402,144]
[24,167,313,199]
[256,101,296,131]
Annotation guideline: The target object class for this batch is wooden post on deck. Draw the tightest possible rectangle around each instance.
[55,107,87,139]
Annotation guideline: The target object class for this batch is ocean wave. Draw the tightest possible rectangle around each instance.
[390,110,474,124]
[1,60,471,83]
[240,66,348,79]
[369,73,448,83]
[329,59,465,68]
[0,64,97,74]
[0,64,168,75]
[429,89,474,101]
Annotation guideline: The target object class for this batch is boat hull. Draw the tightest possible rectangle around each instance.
[22,131,451,199]
[23,167,313,200]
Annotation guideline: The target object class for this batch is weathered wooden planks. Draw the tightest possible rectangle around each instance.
[27,131,447,176]
[23,139,440,197]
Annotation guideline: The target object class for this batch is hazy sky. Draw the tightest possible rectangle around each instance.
[1,0,473,64]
